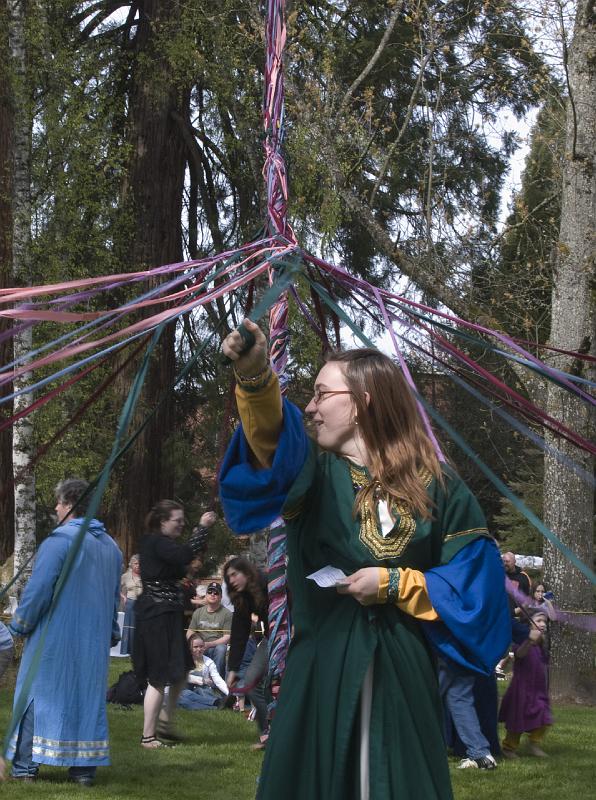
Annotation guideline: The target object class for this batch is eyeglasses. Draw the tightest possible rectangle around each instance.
[206,589,220,595]
[311,389,353,405]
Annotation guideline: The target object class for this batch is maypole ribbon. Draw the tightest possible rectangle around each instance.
[263,0,293,707]
[3,321,167,757]
[306,276,596,585]
[505,579,596,633]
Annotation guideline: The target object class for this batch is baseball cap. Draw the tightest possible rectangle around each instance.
[206,582,222,594]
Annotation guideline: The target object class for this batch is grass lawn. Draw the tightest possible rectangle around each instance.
[0,658,594,799]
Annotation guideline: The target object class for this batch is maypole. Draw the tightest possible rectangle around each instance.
[263,0,293,704]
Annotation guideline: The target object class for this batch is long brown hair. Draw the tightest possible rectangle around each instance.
[223,557,265,615]
[327,348,443,520]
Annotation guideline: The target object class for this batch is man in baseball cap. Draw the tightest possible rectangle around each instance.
[188,581,232,677]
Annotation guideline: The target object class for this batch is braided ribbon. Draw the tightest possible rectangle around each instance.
[265,0,293,392]
[264,0,292,703]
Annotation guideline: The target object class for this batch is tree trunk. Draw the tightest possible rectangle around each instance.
[109,0,189,559]
[542,0,595,702]
[7,0,35,596]
[0,1,15,566]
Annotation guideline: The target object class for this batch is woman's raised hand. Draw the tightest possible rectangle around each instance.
[199,511,217,528]
[336,567,380,607]
[222,319,269,377]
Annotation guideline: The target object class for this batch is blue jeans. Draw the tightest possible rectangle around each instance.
[204,643,227,678]
[11,702,97,780]
[239,639,269,736]
[438,660,491,760]
[177,686,219,710]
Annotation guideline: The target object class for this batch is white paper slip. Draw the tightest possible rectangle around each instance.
[306,565,348,588]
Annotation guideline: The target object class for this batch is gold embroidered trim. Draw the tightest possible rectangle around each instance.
[443,527,488,542]
[349,464,432,560]
[377,567,390,602]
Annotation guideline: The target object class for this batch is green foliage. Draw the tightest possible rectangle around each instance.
[412,362,529,529]
[284,0,550,273]
[32,357,122,541]
[4,0,565,563]
[489,97,565,340]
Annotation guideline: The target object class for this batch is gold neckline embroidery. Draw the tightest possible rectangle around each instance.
[348,463,432,560]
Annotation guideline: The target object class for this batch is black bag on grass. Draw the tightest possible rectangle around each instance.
[107,670,146,706]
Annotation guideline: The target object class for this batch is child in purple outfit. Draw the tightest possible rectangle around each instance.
[499,610,552,758]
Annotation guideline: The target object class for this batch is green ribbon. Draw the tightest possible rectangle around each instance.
[2,257,304,757]
[3,322,166,757]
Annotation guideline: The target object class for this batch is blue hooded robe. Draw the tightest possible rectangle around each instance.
[8,518,122,767]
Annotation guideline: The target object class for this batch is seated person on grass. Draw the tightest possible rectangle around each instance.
[177,634,229,711]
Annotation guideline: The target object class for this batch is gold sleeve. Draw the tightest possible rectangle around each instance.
[377,566,440,621]
[396,569,439,621]
[235,370,283,468]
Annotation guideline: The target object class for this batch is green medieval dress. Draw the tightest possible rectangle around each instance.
[220,397,509,800]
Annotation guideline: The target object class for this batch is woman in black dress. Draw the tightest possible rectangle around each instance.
[224,557,270,749]
[133,500,215,748]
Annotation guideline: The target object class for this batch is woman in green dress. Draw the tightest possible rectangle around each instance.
[220,320,510,800]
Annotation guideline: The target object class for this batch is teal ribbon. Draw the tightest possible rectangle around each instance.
[388,298,596,393]
[2,258,305,756]
[2,322,166,757]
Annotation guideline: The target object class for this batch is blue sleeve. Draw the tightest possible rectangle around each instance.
[219,398,310,534]
[422,538,511,675]
[9,533,70,637]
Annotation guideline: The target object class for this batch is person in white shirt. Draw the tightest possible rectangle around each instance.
[177,634,229,711]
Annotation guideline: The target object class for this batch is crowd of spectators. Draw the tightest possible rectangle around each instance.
[0,481,556,784]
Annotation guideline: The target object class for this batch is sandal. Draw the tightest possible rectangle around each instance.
[140,735,167,749]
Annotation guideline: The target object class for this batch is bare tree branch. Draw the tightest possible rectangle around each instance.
[339,1,404,111]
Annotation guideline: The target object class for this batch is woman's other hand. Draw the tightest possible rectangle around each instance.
[336,567,380,607]
[222,319,268,377]
[226,670,238,689]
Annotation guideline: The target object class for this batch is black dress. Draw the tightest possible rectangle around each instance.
[133,531,205,687]
[227,573,269,673]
